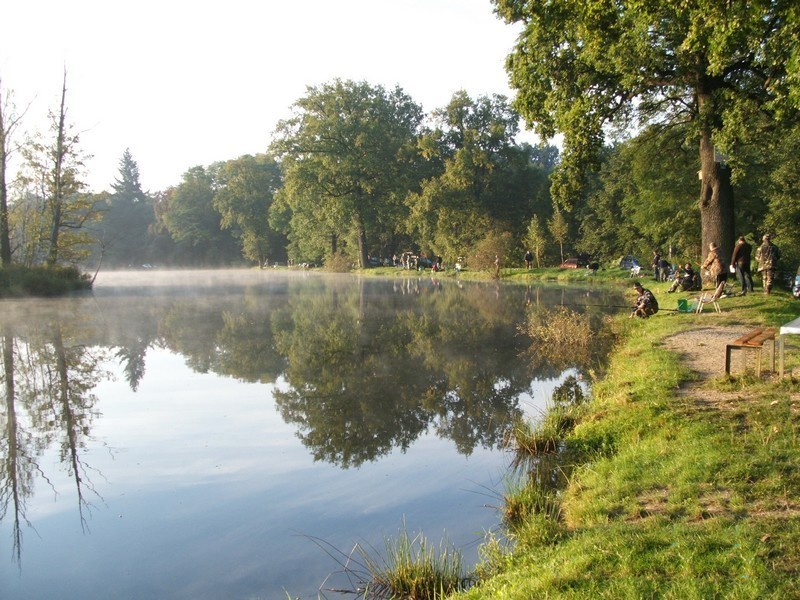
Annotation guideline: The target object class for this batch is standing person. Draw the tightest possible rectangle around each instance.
[652,250,661,281]
[631,281,658,318]
[524,249,533,270]
[730,235,754,295]
[755,234,781,295]
[701,242,727,298]
[658,258,671,281]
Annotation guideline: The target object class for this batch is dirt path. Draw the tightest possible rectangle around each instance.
[662,324,800,407]
[662,326,746,381]
[662,325,766,409]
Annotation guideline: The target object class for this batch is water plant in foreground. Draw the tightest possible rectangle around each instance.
[358,528,471,599]
[312,526,472,599]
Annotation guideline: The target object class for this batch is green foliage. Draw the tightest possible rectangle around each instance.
[158,165,241,265]
[271,79,423,268]
[547,209,569,265]
[524,214,548,268]
[322,252,352,273]
[495,0,800,263]
[0,264,91,296]
[13,72,99,267]
[468,230,515,273]
[764,123,800,270]
[578,133,701,261]
[407,91,555,263]
[214,153,286,265]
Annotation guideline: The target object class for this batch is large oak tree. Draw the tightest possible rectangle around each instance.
[271,79,423,268]
[495,0,800,261]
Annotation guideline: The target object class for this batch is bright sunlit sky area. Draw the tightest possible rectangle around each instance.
[2,0,529,194]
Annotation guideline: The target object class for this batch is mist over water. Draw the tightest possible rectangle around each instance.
[0,269,618,599]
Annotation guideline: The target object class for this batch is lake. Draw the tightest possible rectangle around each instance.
[0,269,619,599]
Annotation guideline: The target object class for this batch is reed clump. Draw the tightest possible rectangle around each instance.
[351,527,472,599]
[505,375,587,472]
[323,252,353,273]
[505,412,569,458]
[521,305,593,350]
[501,476,562,530]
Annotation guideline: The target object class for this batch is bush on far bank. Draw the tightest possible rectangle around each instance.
[0,265,93,297]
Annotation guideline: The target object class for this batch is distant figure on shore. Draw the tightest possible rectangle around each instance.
[756,234,781,295]
[524,250,533,270]
[651,250,661,281]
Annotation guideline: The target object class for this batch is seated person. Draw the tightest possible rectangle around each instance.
[631,281,659,318]
[667,263,696,293]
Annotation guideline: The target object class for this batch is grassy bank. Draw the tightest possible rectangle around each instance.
[451,280,800,598]
[357,264,627,285]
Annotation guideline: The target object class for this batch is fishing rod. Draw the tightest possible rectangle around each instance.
[588,303,686,313]
[533,301,689,313]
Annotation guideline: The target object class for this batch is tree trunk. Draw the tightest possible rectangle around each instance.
[0,146,10,266]
[697,78,735,271]
[357,225,368,269]
[47,72,69,267]
[699,131,735,269]
[0,81,12,267]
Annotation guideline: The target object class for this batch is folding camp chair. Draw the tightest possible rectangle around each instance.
[695,280,733,313]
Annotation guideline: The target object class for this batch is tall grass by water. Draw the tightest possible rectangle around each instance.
[452,286,800,599]
[311,526,472,599]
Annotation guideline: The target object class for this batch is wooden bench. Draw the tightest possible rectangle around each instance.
[725,327,777,376]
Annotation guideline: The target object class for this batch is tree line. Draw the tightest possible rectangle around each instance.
[2,0,800,275]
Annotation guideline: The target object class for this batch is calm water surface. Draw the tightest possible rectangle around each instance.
[0,270,619,599]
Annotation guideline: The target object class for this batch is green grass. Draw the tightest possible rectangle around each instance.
[355,264,633,284]
[354,527,472,599]
[451,285,800,599]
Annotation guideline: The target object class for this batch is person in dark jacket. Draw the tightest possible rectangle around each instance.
[730,235,754,295]
[652,250,661,281]
[667,263,696,293]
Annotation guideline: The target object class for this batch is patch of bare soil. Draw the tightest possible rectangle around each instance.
[663,326,746,382]
[661,325,755,407]
[659,324,800,411]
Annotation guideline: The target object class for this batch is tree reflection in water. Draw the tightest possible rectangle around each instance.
[1,318,109,562]
[0,272,619,564]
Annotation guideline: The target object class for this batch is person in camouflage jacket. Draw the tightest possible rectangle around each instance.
[755,234,781,295]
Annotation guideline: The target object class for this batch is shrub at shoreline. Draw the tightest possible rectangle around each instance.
[0,265,93,297]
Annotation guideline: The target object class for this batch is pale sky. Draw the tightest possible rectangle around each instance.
[1,0,526,193]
